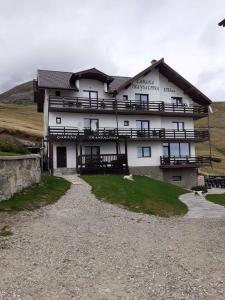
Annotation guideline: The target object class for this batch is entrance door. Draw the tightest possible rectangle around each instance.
[57,146,67,168]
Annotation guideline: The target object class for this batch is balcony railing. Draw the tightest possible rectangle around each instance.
[48,126,209,142]
[49,96,208,116]
[160,156,211,168]
[77,153,128,174]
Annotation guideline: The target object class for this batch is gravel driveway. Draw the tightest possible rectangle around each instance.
[1,175,225,300]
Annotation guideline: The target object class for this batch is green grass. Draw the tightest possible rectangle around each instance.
[0,176,71,211]
[206,193,225,207]
[82,175,188,217]
[0,151,22,156]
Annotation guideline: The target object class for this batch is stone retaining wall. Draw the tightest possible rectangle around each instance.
[0,154,41,201]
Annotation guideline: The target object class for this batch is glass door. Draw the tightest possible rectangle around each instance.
[135,94,149,110]
[83,90,98,108]
[84,146,100,167]
[136,120,150,137]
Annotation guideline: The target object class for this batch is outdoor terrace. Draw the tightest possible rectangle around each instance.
[160,156,211,168]
[48,126,209,142]
[49,96,208,118]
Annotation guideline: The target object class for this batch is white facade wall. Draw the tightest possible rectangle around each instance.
[45,67,200,171]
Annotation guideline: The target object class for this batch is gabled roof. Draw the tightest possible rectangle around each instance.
[111,58,211,105]
[71,67,114,84]
[218,19,225,26]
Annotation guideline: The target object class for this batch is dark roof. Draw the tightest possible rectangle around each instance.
[71,67,114,84]
[37,70,76,90]
[109,76,131,92]
[37,59,211,105]
[112,58,211,105]
[218,19,225,26]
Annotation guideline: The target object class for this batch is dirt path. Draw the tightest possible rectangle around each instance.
[1,175,225,299]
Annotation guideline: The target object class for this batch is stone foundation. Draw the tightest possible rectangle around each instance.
[129,166,197,188]
[162,168,197,188]
[129,166,163,181]
[0,154,41,201]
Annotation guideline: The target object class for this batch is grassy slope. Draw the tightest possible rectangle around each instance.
[82,175,188,217]
[195,102,225,175]
[0,103,42,138]
[206,193,225,207]
[0,176,71,211]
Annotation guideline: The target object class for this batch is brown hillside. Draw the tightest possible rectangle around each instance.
[0,81,34,104]
[196,102,225,175]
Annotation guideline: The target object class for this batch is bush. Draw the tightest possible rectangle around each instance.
[0,135,29,154]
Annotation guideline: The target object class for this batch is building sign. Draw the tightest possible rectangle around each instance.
[164,87,176,93]
[131,79,159,92]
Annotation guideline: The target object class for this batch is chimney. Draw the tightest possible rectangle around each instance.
[151,59,157,65]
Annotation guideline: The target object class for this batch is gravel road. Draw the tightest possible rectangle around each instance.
[1,175,225,300]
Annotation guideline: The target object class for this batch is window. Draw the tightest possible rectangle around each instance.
[137,147,151,158]
[172,122,184,131]
[171,97,183,105]
[55,90,61,97]
[56,117,61,124]
[83,90,98,99]
[172,176,182,181]
[136,120,150,130]
[163,143,190,157]
[123,95,128,101]
[135,94,149,108]
[84,118,99,131]
[124,121,129,126]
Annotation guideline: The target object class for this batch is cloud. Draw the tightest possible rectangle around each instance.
[0,0,225,101]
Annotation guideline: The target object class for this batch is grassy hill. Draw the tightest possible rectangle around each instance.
[196,102,225,175]
[0,81,34,104]
[0,80,224,174]
[0,103,42,139]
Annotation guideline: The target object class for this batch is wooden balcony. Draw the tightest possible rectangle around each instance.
[77,153,128,174]
[160,156,211,168]
[48,126,209,142]
[49,96,208,118]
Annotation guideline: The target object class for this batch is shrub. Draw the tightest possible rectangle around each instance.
[0,135,29,154]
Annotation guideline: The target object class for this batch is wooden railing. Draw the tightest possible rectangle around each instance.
[160,156,211,167]
[77,154,128,174]
[49,96,208,115]
[48,126,209,141]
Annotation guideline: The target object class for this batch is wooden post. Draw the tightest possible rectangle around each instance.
[124,138,128,170]
[49,142,53,175]
[75,139,78,172]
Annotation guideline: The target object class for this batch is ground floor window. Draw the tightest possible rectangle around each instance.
[163,143,190,157]
[137,146,151,158]
[172,175,182,181]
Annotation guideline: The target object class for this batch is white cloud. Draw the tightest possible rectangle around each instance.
[0,0,225,101]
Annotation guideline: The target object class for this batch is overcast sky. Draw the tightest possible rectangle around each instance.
[0,0,225,100]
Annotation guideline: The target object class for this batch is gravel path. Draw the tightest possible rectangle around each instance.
[1,175,225,299]
[180,189,225,219]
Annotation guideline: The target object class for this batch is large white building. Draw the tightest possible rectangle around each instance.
[34,58,211,187]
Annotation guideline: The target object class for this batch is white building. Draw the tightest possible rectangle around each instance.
[34,58,211,187]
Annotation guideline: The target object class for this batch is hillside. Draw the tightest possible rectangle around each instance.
[0,81,34,104]
[0,81,224,174]
[196,102,225,175]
